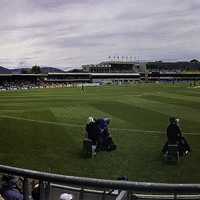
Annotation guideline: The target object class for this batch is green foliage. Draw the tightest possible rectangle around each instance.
[31,65,41,74]
[0,83,200,183]
[190,59,199,64]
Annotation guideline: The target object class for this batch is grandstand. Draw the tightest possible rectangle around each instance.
[82,61,146,73]
[0,73,141,90]
[88,73,140,84]
[1,72,200,91]
[1,60,200,91]
[146,61,200,73]
[0,63,200,200]
[141,72,200,82]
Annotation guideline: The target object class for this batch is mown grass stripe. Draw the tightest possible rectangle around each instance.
[154,92,200,103]
[0,114,199,136]
[121,97,200,123]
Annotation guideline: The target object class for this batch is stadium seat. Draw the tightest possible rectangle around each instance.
[164,144,179,163]
[82,138,93,158]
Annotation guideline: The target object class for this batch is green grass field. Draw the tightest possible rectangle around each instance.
[0,83,200,183]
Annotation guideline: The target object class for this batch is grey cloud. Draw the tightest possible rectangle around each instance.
[0,0,200,68]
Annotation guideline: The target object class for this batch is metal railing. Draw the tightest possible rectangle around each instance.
[1,164,200,200]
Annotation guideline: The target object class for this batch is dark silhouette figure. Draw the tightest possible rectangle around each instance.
[167,117,182,144]
[162,117,191,156]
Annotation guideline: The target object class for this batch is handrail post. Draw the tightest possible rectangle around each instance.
[79,186,84,200]
[174,193,177,199]
[102,188,106,200]
[23,178,30,200]
[39,180,46,200]
[45,181,51,200]
[128,191,132,200]
[130,191,137,199]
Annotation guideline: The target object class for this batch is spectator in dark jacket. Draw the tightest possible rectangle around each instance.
[163,117,191,156]
[0,175,23,200]
[85,117,100,156]
[96,118,116,151]
[85,117,99,145]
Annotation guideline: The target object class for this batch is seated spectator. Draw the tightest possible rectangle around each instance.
[0,175,23,200]
[162,117,191,156]
[96,118,117,151]
[85,117,117,155]
[85,116,99,156]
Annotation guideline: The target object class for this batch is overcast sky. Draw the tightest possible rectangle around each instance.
[0,0,200,69]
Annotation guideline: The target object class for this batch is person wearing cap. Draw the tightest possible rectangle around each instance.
[0,175,23,200]
[59,193,73,200]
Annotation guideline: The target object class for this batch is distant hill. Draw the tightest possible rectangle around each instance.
[66,68,84,73]
[10,67,65,74]
[1,66,68,74]
[40,67,65,74]
[0,66,11,74]
[10,68,29,74]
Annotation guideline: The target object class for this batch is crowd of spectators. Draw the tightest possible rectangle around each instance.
[0,80,39,91]
[0,175,74,200]
[0,80,80,92]
[0,78,102,92]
